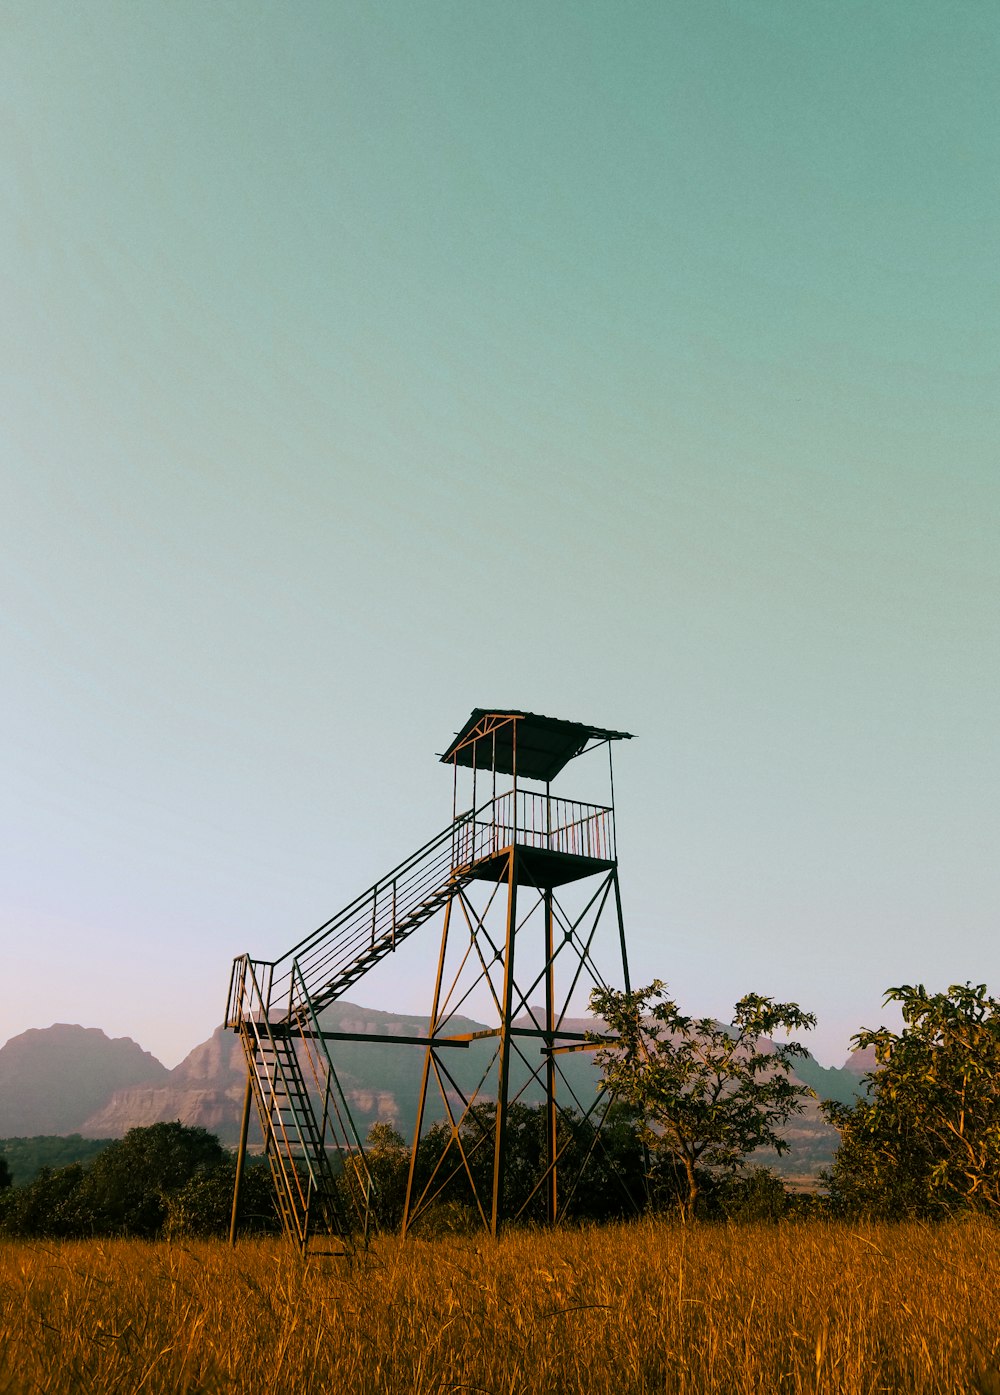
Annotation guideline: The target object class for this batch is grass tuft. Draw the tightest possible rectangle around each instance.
[0,1219,997,1393]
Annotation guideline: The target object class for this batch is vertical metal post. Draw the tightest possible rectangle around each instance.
[229,1069,254,1246]
[490,847,518,1235]
[612,868,631,994]
[543,883,557,1224]
[509,716,517,838]
[608,742,617,861]
[402,892,455,1236]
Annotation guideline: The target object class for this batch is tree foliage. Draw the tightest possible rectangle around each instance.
[0,1123,260,1238]
[0,1136,114,1187]
[75,1122,226,1236]
[166,1157,278,1238]
[351,1104,649,1233]
[824,982,1000,1218]
[590,981,816,1219]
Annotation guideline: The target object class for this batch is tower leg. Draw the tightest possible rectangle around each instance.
[490,849,518,1235]
[544,885,557,1224]
[229,1069,253,1246]
[612,867,631,993]
[402,891,454,1236]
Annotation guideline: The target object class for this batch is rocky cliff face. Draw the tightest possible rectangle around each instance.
[1,1010,865,1177]
[0,1025,168,1135]
[843,1044,878,1076]
[80,1028,250,1141]
[77,1001,481,1142]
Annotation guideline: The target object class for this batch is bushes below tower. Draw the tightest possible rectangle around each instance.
[0,1122,278,1239]
[0,1110,801,1239]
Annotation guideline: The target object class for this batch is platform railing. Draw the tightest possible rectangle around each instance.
[454,790,615,867]
[226,790,615,1028]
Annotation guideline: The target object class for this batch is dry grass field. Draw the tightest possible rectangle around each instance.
[2,1220,999,1395]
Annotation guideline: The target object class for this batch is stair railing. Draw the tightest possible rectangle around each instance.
[230,956,322,1246]
[265,811,473,1017]
[230,793,616,1027]
[289,959,376,1236]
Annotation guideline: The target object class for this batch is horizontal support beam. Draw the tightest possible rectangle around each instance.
[276,1026,618,1052]
[286,1028,470,1049]
[440,1026,603,1043]
[545,1038,618,1055]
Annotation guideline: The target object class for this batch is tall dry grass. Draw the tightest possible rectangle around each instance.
[1,1220,999,1394]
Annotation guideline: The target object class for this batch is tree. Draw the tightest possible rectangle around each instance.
[590,981,816,1220]
[343,1122,411,1231]
[823,982,1000,1218]
[165,1157,278,1238]
[0,1124,260,1238]
[384,1103,649,1232]
[0,1136,113,1187]
[0,1163,87,1237]
[73,1122,226,1236]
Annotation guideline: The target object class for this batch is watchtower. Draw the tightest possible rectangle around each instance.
[225,708,634,1249]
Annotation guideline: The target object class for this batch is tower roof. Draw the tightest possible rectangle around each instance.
[441,708,633,783]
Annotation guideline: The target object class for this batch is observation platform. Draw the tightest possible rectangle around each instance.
[452,789,616,888]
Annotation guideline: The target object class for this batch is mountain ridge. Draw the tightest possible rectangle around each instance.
[0,1024,169,1136]
[0,1011,872,1175]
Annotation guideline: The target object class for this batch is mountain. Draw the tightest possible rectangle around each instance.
[0,1025,168,1135]
[1,1010,868,1178]
[843,1044,877,1077]
[78,1001,606,1143]
[80,1026,249,1141]
[789,1053,868,1107]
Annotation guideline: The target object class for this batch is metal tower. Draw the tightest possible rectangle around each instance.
[225,708,634,1250]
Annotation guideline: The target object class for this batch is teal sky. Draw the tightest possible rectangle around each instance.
[2,1,998,1067]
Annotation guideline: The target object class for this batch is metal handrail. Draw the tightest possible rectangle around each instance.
[458,791,615,865]
[292,961,374,1169]
[230,958,318,1243]
[228,790,615,1024]
[275,810,475,970]
[291,960,375,1232]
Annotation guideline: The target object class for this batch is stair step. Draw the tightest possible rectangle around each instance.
[233,850,481,1247]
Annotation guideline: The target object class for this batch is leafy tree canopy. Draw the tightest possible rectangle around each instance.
[824,982,1000,1218]
[77,1122,227,1236]
[0,1122,232,1238]
[590,981,816,1219]
[166,1157,278,1239]
[0,1135,114,1187]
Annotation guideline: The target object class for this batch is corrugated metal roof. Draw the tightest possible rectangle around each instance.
[441,708,634,782]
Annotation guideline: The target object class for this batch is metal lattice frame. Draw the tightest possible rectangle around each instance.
[227,709,637,1249]
[400,845,637,1236]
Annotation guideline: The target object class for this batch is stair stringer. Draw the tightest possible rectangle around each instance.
[226,814,488,1251]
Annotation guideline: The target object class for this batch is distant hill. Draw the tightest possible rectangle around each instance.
[0,1134,115,1187]
[843,1044,877,1077]
[78,1002,608,1144]
[0,1010,870,1178]
[80,1026,250,1141]
[789,1053,869,1107]
[0,1025,168,1136]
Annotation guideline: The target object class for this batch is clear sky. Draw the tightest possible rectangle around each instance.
[2,1,998,1068]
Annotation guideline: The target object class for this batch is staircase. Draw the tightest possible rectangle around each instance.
[226,810,483,1251]
[230,958,371,1251]
[273,811,478,1019]
[227,795,611,1249]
